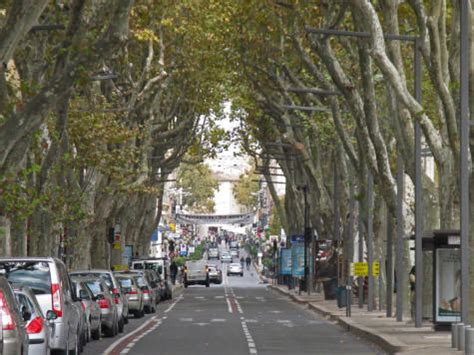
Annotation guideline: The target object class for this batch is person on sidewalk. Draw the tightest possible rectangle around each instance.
[246,256,251,270]
[409,266,415,319]
[170,260,178,285]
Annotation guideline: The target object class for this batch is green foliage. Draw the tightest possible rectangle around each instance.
[233,166,259,209]
[269,200,283,235]
[176,162,219,213]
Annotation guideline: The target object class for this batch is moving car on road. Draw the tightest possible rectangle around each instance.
[207,248,219,260]
[227,263,244,277]
[220,252,232,263]
[0,257,82,354]
[184,261,210,288]
[208,265,222,284]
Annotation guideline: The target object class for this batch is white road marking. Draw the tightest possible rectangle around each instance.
[214,295,225,299]
[277,320,291,323]
[210,318,226,322]
[226,296,233,313]
[164,294,183,313]
[193,322,210,326]
[240,319,258,354]
[194,296,205,299]
[269,310,281,314]
[179,318,193,322]
[244,319,258,323]
[104,316,162,355]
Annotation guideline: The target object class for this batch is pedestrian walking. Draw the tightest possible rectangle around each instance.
[409,266,415,319]
[170,260,178,285]
[246,256,251,270]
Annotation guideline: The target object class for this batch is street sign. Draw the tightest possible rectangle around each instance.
[180,244,187,256]
[280,249,292,275]
[350,262,380,277]
[291,242,305,277]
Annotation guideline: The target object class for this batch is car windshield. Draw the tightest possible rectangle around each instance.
[0,261,51,295]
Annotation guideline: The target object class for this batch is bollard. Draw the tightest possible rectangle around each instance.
[456,323,465,350]
[465,327,474,354]
[453,323,460,348]
[459,324,470,351]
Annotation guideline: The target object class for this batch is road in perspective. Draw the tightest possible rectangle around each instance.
[84,245,379,355]
[0,2,470,355]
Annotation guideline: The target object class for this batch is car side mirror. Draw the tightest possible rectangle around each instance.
[21,306,31,322]
[46,310,58,321]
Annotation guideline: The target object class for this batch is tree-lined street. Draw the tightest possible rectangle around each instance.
[85,248,379,355]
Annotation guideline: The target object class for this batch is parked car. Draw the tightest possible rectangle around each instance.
[130,274,157,313]
[220,252,232,263]
[70,269,128,332]
[116,270,159,311]
[71,278,102,341]
[184,261,210,288]
[13,285,57,355]
[75,276,119,337]
[230,249,239,258]
[0,277,29,355]
[227,263,244,277]
[131,258,172,300]
[0,257,82,354]
[114,274,144,318]
[208,265,222,284]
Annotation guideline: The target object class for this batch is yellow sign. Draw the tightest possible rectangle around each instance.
[350,262,380,277]
[169,223,176,232]
[113,241,122,250]
[112,264,129,271]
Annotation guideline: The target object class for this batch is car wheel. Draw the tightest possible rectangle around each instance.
[118,316,124,333]
[241,273,244,277]
[144,305,151,314]
[104,322,115,337]
[184,283,188,288]
[91,322,101,340]
[124,314,129,324]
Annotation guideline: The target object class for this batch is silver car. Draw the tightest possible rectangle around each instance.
[0,258,82,354]
[14,285,57,355]
[0,276,29,355]
[70,269,128,332]
[71,279,102,341]
[78,277,119,337]
[114,274,144,318]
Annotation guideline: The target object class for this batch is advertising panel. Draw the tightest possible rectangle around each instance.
[280,249,292,275]
[435,248,461,323]
[291,242,305,277]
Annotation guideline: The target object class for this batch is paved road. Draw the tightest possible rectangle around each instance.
[84,248,382,355]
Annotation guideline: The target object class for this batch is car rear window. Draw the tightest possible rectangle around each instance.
[83,280,103,296]
[72,272,113,289]
[0,261,51,295]
[118,278,132,288]
[134,276,146,287]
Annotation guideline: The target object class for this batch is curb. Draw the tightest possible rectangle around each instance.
[269,285,410,354]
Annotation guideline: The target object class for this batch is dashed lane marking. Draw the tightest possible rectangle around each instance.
[210,318,226,322]
[240,319,258,354]
[179,318,193,322]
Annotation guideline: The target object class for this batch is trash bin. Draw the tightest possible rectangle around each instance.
[336,286,347,308]
[323,278,337,300]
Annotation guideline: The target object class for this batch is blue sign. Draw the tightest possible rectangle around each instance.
[291,242,305,277]
[291,235,305,243]
[280,249,292,275]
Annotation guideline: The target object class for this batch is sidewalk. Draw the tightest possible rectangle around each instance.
[269,284,458,355]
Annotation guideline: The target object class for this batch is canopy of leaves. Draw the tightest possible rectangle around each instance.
[233,167,259,210]
[176,162,219,213]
